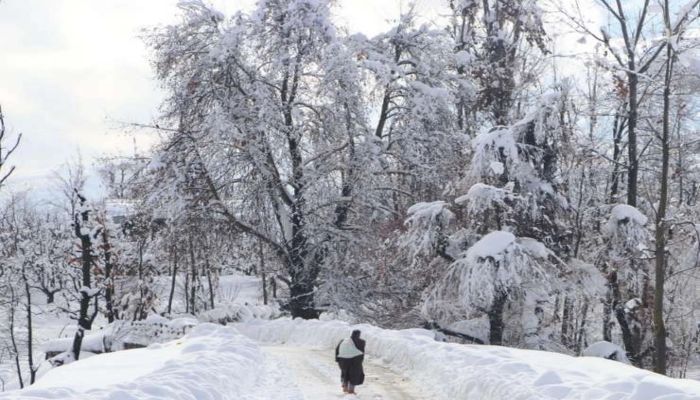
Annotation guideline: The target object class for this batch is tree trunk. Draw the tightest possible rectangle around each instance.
[626,71,638,207]
[609,106,625,203]
[102,229,115,323]
[289,280,319,319]
[488,291,508,345]
[609,270,638,364]
[168,246,178,315]
[561,296,575,348]
[205,256,215,310]
[260,240,268,305]
[9,286,23,389]
[71,195,95,362]
[653,15,673,374]
[576,299,589,354]
[22,266,35,384]
[189,240,197,314]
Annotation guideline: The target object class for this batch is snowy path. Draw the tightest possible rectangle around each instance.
[258,346,428,400]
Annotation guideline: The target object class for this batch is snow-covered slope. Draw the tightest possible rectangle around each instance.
[0,324,264,400]
[237,318,700,400]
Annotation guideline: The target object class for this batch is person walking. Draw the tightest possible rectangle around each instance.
[335,329,365,395]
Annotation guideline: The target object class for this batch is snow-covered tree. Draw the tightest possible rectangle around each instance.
[410,83,581,346]
[448,0,548,127]
[68,192,103,361]
[145,0,399,318]
[0,104,20,191]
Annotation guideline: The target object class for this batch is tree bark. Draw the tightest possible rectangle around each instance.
[22,265,35,384]
[102,228,115,323]
[653,8,673,373]
[71,193,95,361]
[205,255,215,310]
[488,291,508,345]
[9,286,23,389]
[609,106,625,203]
[609,270,637,364]
[168,246,178,315]
[260,240,268,305]
[189,238,197,315]
[561,296,575,348]
[576,299,589,354]
[626,71,638,207]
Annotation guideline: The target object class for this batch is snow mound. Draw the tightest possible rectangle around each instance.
[406,201,454,224]
[236,318,700,400]
[583,341,630,363]
[455,183,513,216]
[1,324,264,400]
[467,231,516,259]
[609,204,648,225]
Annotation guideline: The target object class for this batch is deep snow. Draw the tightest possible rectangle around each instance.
[4,317,700,399]
[237,318,700,400]
[0,324,266,400]
[4,272,700,399]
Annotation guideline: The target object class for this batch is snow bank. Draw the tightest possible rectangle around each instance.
[1,324,264,400]
[42,317,197,356]
[236,318,700,400]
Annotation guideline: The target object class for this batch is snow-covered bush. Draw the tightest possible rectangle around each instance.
[425,231,561,345]
[583,341,630,363]
[402,201,455,262]
[197,303,280,325]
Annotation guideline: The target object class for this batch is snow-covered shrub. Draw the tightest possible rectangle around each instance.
[425,231,561,344]
[469,127,519,182]
[197,303,280,324]
[402,201,455,262]
[604,204,649,258]
[599,203,651,365]
[583,341,630,363]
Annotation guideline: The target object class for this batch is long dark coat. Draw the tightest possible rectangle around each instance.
[335,337,365,386]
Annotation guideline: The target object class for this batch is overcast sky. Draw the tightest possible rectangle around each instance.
[0,0,451,195]
[0,0,591,196]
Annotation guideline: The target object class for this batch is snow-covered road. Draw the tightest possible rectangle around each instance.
[259,346,428,399]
